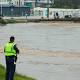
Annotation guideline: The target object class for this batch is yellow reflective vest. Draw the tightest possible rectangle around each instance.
[4,42,16,56]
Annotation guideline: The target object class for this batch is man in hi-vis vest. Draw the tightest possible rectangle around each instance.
[4,36,19,80]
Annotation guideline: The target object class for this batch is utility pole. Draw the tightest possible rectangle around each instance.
[35,0,37,7]
[0,0,2,16]
[52,0,54,6]
[47,0,49,18]
[19,0,20,16]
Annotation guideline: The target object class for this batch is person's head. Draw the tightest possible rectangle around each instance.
[10,36,15,42]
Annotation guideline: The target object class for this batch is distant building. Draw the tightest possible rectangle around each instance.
[11,0,24,6]
[0,6,30,16]
[35,0,53,7]
[0,0,53,16]
[34,7,75,19]
[0,0,53,7]
[36,0,52,3]
[0,0,30,16]
[0,0,9,5]
[24,0,35,8]
[0,0,7,2]
[0,0,24,6]
[24,0,53,8]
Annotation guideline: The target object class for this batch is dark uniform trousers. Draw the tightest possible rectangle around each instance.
[5,56,16,80]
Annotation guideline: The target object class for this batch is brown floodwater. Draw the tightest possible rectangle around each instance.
[0,23,80,80]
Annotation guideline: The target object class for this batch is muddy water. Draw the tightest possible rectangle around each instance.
[1,23,80,80]
[0,23,80,52]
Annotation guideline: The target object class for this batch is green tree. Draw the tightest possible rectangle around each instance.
[51,0,80,9]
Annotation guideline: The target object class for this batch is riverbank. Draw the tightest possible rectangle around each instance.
[0,64,35,80]
[5,18,80,23]
[0,16,80,24]
[1,49,80,80]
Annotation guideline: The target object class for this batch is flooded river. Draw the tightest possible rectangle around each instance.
[0,23,80,80]
[0,23,80,52]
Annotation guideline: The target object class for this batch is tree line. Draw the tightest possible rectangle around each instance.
[51,0,80,9]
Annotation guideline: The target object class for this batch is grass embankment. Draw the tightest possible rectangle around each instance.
[6,19,27,23]
[0,65,35,80]
[0,17,80,24]
[0,18,27,24]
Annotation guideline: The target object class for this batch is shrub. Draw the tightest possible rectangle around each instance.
[0,18,7,24]
[7,18,16,23]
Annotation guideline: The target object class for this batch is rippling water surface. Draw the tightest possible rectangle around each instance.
[1,23,80,80]
[0,23,80,52]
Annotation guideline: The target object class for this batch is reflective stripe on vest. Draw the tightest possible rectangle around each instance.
[4,42,16,56]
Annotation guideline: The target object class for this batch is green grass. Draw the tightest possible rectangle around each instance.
[0,18,7,24]
[5,19,27,23]
[0,65,35,80]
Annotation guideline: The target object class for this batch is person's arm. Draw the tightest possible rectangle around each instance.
[13,44,19,54]
[13,44,19,62]
[4,48,5,53]
[4,46,6,53]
